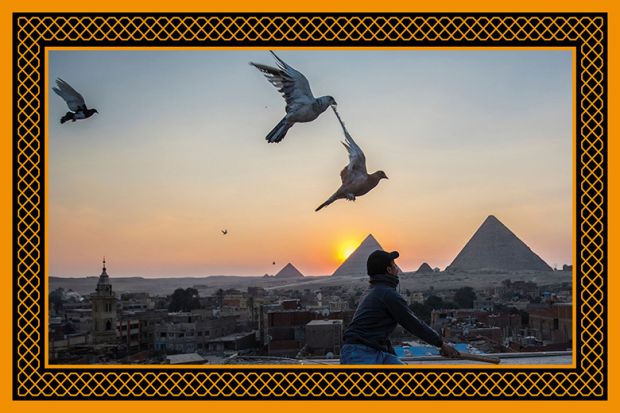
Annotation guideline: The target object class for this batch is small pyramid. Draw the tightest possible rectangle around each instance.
[332,234,401,277]
[446,215,552,272]
[415,262,434,274]
[275,263,304,278]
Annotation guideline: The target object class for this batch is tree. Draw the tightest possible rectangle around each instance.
[168,288,201,312]
[454,286,477,308]
[49,287,65,314]
[424,295,444,310]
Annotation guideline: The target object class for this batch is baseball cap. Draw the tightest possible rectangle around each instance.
[367,250,400,275]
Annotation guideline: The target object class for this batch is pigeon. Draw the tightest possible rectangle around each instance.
[250,51,337,143]
[315,108,388,212]
[221,229,228,235]
[52,78,98,124]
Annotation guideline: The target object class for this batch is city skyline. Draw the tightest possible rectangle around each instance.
[48,49,573,277]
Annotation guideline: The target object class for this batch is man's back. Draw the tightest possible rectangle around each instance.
[344,278,400,353]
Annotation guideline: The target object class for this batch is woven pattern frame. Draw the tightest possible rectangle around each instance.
[13,13,607,400]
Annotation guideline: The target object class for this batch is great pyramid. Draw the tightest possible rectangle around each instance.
[332,234,401,277]
[445,215,552,272]
[275,263,304,278]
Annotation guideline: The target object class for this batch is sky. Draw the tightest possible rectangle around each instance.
[48,49,573,277]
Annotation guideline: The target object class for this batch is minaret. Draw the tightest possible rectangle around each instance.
[91,257,118,345]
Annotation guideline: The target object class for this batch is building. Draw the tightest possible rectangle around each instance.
[117,314,141,351]
[120,292,154,312]
[431,309,490,332]
[528,302,572,344]
[265,306,322,356]
[91,258,118,345]
[409,292,425,305]
[304,320,343,356]
[206,332,257,352]
[153,311,238,353]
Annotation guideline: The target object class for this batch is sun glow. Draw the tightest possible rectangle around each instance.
[337,240,359,263]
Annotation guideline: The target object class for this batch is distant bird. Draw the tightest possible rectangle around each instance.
[221,229,228,235]
[272,261,276,265]
[315,108,388,212]
[52,78,98,124]
[250,51,337,143]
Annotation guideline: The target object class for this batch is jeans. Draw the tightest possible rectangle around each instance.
[340,343,405,365]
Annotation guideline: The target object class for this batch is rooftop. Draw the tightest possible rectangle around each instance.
[226,351,572,365]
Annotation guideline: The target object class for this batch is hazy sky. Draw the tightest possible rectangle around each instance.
[48,49,573,277]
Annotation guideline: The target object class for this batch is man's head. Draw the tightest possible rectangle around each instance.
[367,250,400,277]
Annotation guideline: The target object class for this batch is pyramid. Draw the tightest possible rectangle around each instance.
[275,263,304,278]
[415,262,434,274]
[445,215,552,272]
[332,234,401,277]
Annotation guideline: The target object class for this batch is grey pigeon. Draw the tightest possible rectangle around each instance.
[315,108,388,212]
[52,78,98,124]
[250,51,337,143]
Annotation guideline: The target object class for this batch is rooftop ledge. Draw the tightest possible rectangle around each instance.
[226,351,573,365]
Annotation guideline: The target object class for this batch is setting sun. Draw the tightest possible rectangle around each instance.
[337,240,360,263]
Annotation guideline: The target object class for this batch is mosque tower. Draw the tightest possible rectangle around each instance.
[91,257,118,345]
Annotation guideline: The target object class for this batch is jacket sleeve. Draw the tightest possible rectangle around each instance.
[383,289,444,348]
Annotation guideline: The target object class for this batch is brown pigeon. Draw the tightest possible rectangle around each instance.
[250,51,337,143]
[315,108,388,212]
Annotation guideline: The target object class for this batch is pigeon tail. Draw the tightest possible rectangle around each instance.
[315,195,338,212]
[266,117,292,143]
[60,112,74,124]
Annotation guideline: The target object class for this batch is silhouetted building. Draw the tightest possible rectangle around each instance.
[528,303,572,344]
[305,320,342,356]
[91,258,118,345]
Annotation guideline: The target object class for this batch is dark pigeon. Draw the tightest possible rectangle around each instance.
[250,51,337,143]
[52,78,98,124]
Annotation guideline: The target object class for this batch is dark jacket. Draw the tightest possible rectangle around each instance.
[343,274,443,354]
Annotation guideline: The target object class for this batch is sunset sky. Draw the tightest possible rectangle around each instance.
[48,49,573,277]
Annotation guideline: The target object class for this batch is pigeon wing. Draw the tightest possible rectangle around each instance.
[333,108,367,184]
[52,78,86,112]
[250,51,315,112]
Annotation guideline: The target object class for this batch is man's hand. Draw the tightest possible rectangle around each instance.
[440,342,460,359]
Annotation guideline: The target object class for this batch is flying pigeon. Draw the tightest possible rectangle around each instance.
[221,229,228,235]
[315,108,388,212]
[52,78,98,124]
[250,51,337,143]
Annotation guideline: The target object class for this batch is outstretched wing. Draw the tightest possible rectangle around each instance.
[52,78,86,112]
[250,51,315,112]
[333,107,367,184]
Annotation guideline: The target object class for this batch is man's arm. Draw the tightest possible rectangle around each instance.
[383,290,443,348]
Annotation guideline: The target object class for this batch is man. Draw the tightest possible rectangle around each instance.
[340,250,459,364]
